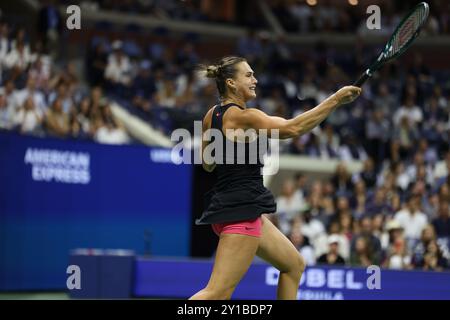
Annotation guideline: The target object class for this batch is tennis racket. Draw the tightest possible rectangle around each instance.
[354,2,429,87]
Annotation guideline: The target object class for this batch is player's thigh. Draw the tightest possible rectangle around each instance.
[207,233,260,290]
[256,215,304,273]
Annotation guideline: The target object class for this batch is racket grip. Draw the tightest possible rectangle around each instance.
[353,71,371,87]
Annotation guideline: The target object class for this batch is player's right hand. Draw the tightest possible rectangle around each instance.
[334,86,362,105]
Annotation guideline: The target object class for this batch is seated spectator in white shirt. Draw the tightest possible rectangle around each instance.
[104,41,132,86]
[394,193,428,250]
[13,76,47,115]
[384,236,413,270]
[393,95,423,128]
[13,96,43,135]
[4,41,32,72]
[276,179,307,235]
[300,208,327,257]
[94,118,130,145]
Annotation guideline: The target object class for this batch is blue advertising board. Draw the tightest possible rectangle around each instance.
[134,258,450,300]
[0,132,192,290]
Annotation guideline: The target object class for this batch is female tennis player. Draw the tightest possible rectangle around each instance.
[190,56,361,300]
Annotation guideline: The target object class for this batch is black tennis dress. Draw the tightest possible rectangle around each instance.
[195,103,277,225]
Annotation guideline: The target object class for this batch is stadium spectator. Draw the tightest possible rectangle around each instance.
[45,97,69,138]
[421,240,448,271]
[350,237,373,267]
[0,92,13,129]
[330,163,353,196]
[394,193,428,250]
[289,225,316,266]
[317,234,346,266]
[13,96,43,135]
[432,199,450,239]
[104,41,133,89]
[276,179,306,235]
[351,216,383,265]
[384,236,413,270]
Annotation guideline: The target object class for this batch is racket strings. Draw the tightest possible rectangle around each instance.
[389,6,428,59]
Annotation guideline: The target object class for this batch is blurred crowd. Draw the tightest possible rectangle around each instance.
[270,157,450,271]
[0,21,132,144]
[84,21,450,168]
[269,0,450,35]
[57,0,450,34]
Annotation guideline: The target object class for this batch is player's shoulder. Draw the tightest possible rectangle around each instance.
[203,105,215,121]
[203,105,219,127]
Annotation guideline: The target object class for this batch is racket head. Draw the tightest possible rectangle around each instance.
[372,2,430,71]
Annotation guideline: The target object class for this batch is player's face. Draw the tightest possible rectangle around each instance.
[233,61,258,101]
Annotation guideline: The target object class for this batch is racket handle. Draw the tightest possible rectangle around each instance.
[353,71,371,87]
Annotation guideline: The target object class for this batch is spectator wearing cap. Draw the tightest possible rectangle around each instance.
[323,219,350,261]
[317,234,346,266]
[383,219,404,251]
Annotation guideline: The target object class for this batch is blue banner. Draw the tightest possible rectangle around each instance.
[134,258,450,300]
[0,132,192,290]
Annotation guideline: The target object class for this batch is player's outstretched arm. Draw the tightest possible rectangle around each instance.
[232,86,361,139]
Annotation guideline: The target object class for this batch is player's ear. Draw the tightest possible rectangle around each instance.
[226,78,236,92]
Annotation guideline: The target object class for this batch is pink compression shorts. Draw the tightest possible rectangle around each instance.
[211,217,262,238]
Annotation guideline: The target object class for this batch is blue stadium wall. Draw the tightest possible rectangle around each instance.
[0,132,192,290]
